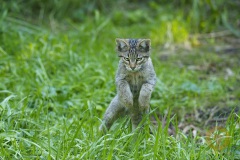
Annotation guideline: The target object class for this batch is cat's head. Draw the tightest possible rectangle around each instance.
[116,38,151,72]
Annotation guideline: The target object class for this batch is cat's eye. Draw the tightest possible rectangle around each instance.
[124,57,129,61]
[136,57,143,61]
[139,46,144,50]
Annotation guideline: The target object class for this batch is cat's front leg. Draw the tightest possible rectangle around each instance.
[138,83,154,111]
[117,80,133,108]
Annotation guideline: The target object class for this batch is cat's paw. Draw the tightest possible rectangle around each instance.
[138,97,150,111]
[119,93,133,107]
[123,97,133,108]
[99,123,108,134]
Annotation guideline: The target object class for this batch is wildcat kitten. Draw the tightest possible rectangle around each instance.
[99,38,156,132]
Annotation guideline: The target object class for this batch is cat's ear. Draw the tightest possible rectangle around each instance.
[139,39,151,52]
[116,38,128,52]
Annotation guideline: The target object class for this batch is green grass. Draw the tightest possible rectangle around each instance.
[1,8,240,160]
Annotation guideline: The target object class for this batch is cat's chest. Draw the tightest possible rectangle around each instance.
[126,72,144,84]
[125,72,145,94]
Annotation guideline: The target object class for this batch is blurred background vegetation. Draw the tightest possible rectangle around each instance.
[1,0,239,119]
[0,0,240,121]
[1,0,240,41]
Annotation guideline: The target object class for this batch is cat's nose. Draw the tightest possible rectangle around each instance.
[130,66,136,70]
[129,61,136,70]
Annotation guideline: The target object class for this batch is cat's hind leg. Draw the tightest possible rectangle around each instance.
[99,95,126,133]
[130,108,149,131]
[131,112,143,131]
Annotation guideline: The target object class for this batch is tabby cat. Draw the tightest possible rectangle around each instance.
[99,38,156,132]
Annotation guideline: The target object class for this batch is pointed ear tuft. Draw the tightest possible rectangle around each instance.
[139,39,151,52]
[116,38,128,52]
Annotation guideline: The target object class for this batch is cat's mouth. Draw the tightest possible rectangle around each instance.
[125,66,140,72]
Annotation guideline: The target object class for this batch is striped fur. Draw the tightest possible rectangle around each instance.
[116,38,151,72]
